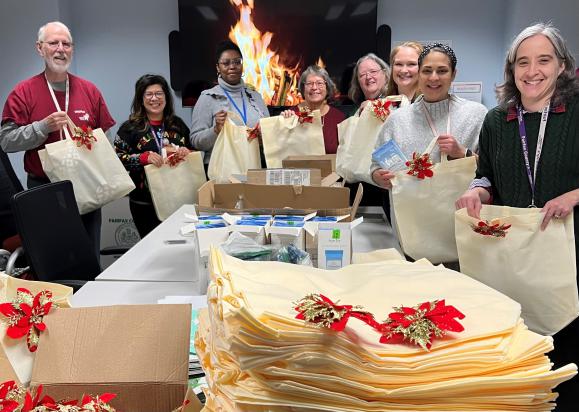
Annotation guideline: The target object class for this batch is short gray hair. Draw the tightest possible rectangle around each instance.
[298,65,337,103]
[37,21,72,43]
[348,53,390,104]
[496,22,578,108]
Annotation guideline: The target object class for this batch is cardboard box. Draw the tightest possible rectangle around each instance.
[282,154,336,178]
[0,350,20,384]
[198,181,361,218]
[31,304,190,412]
[246,168,322,186]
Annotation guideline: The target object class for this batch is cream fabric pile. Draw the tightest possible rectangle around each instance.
[195,249,577,411]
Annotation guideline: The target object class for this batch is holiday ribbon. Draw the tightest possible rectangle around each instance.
[380,299,465,350]
[0,380,117,412]
[294,294,380,332]
[247,124,261,141]
[371,99,392,122]
[295,295,465,350]
[0,288,53,352]
[166,153,185,167]
[296,110,314,125]
[406,152,434,179]
[70,125,97,150]
[472,220,512,238]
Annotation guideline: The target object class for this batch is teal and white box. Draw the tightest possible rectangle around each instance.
[316,218,363,270]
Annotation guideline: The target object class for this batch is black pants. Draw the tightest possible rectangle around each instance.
[550,316,579,411]
[27,175,101,262]
[129,198,161,239]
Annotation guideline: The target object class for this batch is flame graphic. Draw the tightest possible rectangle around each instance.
[228,0,302,106]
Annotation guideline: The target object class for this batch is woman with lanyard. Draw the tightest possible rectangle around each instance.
[456,23,579,408]
[371,43,487,191]
[115,74,191,238]
[190,40,269,171]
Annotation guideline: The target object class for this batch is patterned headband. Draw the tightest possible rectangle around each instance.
[418,43,457,69]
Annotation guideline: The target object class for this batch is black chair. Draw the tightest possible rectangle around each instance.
[0,148,24,246]
[11,180,102,288]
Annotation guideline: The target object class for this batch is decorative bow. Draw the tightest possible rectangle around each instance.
[296,110,314,124]
[294,294,379,332]
[472,220,512,238]
[166,153,185,167]
[295,295,465,351]
[0,381,117,412]
[247,124,261,140]
[370,99,392,121]
[71,125,97,150]
[406,152,434,179]
[380,299,465,350]
[0,288,53,352]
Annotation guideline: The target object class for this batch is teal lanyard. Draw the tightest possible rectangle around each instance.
[221,87,247,125]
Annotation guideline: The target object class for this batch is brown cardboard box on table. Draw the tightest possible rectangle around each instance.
[0,350,20,384]
[246,168,322,186]
[282,154,336,178]
[30,304,191,412]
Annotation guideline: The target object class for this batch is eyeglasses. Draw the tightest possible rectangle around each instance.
[40,40,73,50]
[304,81,326,89]
[218,58,243,67]
[357,69,383,80]
[144,91,165,100]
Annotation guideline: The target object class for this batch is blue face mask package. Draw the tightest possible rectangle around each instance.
[372,139,408,172]
[195,221,227,229]
[238,215,272,221]
[273,215,306,222]
[272,220,305,228]
[235,219,269,227]
[311,216,338,222]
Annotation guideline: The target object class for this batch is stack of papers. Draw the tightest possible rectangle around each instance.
[195,249,577,411]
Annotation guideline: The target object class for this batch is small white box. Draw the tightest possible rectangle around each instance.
[230,222,270,245]
[315,218,363,270]
[180,223,230,255]
[267,222,305,249]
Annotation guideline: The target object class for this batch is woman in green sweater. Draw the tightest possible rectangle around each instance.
[456,23,579,409]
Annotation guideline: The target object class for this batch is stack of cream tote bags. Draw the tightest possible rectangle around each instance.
[144,151,207,221]
[455,206,579,336]
[208,112,261,183]
[195,249,577,411]
[390,135,476,264]
[38,115,135,214]
[337,97,407,184]
[259,110,325,168]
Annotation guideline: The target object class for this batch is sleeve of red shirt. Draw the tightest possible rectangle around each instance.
[94,90,115,132]
[2,83,31,126]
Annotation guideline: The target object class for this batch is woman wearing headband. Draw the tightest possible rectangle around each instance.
[370,43,487,189]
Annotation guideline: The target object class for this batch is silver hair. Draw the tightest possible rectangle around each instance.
[298,65,337,103]
[37,21,73,43]
[496,22,578,108]
[348,53,390,105]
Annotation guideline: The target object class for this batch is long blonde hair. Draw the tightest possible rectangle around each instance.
[385,41,423,98]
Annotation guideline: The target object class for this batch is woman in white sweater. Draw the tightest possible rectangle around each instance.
[371,43,487,189]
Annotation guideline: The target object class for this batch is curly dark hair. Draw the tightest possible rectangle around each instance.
[128,74,180,132]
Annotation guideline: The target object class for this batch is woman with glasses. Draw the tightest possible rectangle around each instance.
[190,40,269,168]
[348,53,390,114]
[114,74,192,238]
[281,65,345,154]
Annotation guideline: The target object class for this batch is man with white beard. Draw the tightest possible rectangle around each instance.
[0,21,115,261]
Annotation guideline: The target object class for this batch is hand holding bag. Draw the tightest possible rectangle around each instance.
[207,112,261,183]
[259,109,325,168]
[455,205,579,335]
[145,151,207,220]
[38,115,135,214]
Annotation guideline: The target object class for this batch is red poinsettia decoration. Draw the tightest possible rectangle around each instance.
[0,288,53,352]
[247,124,261,141]
[370,99,392,121]
[166,153,185,167]
[71,125,97,150]
[0,380,117,412]
[405,152,434,179]
[472,220,511,238]
[295,110,314,124]
[380,299,465,350]
[294,294,380,332]
[0,380,22,412]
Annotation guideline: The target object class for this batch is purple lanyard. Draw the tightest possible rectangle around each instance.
[516,103,550,207]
